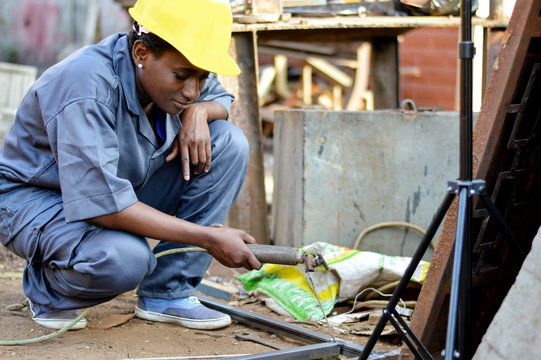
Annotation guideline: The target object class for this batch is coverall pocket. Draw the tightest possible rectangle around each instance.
[0,181,63,246]
[4,203,63,261]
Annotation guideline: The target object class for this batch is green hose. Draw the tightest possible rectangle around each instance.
[0,247,207,345]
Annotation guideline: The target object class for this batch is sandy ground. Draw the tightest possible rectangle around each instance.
[0,247,401,359]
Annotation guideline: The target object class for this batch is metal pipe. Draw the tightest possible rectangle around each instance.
[459,0,474,181]
[444,186,468,360]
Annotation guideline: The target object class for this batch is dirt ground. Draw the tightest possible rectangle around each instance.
[0,247,402,360]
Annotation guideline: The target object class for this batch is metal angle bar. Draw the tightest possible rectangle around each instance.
[199,296,396,359]
[228,342,342,360]
[199,296,332,344]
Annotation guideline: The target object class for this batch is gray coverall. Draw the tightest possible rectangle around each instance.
[0,33,248,314]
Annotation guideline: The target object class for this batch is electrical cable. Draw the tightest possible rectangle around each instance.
[345,286,409,315]
[0,247,206,346]
[349,222,431,320]
[352,221,435,251]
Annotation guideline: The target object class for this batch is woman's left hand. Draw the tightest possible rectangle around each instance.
[167,103,211,180]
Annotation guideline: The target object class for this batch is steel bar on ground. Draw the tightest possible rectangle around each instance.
[228,343,342,360]
[199,296,398,359]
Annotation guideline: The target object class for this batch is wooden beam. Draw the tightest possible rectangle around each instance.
[346,41,373,110]
[372,37,399,109]
[305,57,353,88]
[220,32,269,245]
[274,54,291,99]
[302,64,313,105]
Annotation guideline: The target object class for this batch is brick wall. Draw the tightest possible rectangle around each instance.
[399,27,460,111]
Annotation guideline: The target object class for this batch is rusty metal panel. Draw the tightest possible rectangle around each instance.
[408,0,541,357]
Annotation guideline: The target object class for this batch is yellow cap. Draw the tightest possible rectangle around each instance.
[129,0,240,76]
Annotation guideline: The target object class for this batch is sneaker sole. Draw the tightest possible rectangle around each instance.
[28,299,86,330]
[134,305,231,330]
[32,317,87,330]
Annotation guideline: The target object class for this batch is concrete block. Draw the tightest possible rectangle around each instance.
[271,109,466,258]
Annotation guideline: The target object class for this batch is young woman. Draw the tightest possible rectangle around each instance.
[0,0,261,331]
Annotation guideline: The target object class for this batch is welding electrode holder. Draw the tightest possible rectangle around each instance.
[209,224,329,271]
[245,244,329,272]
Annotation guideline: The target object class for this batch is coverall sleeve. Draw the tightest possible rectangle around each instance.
[196,73,235,118]
[45,99,138,223]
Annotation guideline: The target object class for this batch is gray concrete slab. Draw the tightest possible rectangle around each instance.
[271,109,470,259]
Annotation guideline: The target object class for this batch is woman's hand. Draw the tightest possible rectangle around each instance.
[167,103,212,180]
[205,226,262,271]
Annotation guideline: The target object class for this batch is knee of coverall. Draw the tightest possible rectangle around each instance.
[70,229,157,294]
[210,120,249,168]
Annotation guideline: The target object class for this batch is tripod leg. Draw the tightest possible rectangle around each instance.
[460,188,472,360]
[359,191,456,360]
[479,191,526,258]
[444,187,470,360]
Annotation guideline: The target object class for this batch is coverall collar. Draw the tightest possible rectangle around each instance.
[113,34,140,116]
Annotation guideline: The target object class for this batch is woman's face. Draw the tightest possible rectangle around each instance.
[133,41,209,115]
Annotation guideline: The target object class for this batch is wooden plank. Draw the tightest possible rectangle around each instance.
[305,57,353,87]
[258,45,358,69]
[372,38,399,109]
[274,54,291,99]
[233,16,508,33]
[346,42,373,110]
[302,64,313,105]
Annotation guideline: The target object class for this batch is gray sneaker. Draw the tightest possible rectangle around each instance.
[29,300,87,330]
[135,296,231,330]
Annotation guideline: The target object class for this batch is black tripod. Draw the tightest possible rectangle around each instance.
[358,1,526,359]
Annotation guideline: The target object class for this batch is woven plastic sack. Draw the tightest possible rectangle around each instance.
[237,241,430,321]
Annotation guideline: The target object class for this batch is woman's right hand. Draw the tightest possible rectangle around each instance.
[205,226,262,271]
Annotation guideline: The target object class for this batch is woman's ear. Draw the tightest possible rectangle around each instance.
[132,40,148,68]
